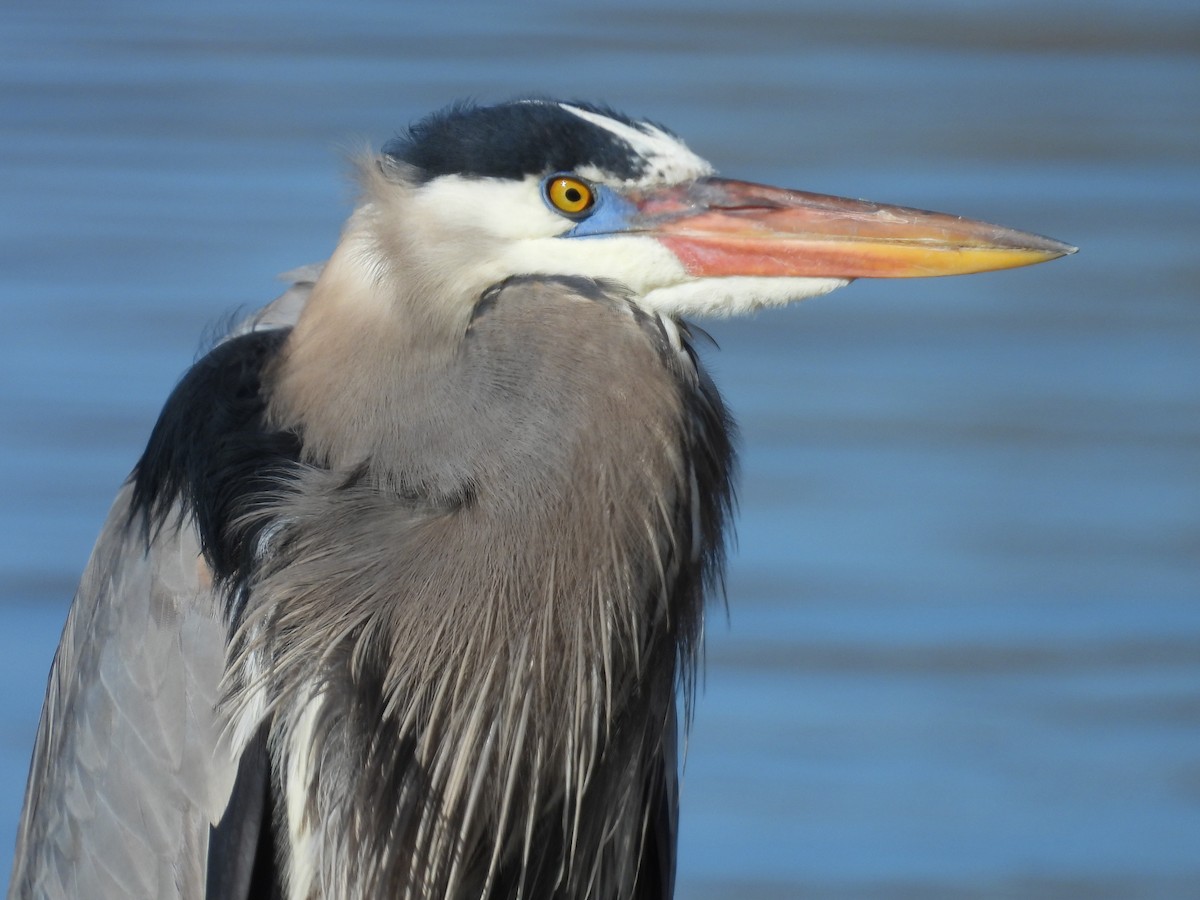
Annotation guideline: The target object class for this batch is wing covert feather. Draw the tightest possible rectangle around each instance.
[9,488,239,900]
[10,273,316,899]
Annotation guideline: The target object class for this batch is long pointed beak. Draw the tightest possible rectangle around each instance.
[627,178,1075,279]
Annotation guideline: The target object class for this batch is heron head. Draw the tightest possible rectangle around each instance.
[360,98,1073,319]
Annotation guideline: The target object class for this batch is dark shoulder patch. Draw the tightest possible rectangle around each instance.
[383,99,650,182]
[130,328,301,600]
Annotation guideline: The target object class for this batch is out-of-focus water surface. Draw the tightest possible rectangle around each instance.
[1,1,1197,895]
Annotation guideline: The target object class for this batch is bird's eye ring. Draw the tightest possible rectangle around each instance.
[544,175,596,218]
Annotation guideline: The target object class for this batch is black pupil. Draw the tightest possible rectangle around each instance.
[565,187,582,204]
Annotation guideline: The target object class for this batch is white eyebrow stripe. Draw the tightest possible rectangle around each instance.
[558,103,715,185]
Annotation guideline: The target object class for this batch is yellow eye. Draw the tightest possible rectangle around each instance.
[545,175,595,216]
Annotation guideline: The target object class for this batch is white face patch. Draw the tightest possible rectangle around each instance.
[412,174,569,241]
[497,233,689,296]
[368,173,690,308]
[558,103,714,187]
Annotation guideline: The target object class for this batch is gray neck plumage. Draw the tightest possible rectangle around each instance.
[241,222,734,897]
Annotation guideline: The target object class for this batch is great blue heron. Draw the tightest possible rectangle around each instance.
[9,98,1073,900]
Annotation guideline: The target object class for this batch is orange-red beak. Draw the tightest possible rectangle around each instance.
[621,177,1075,279]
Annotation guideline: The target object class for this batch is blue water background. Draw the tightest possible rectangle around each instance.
[1,1,1197,895]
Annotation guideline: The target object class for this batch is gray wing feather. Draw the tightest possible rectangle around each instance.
[9,270,317,899]
[9,479,238,899]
